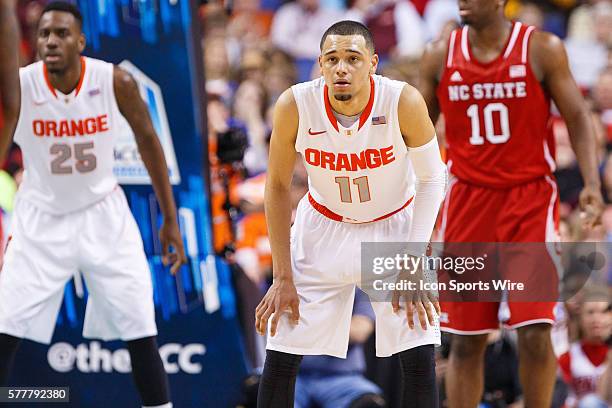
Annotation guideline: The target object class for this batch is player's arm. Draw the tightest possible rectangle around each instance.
[399,84,446,249]
[418,39,447,126]
[532,31,603,227]
[396,84,446,329]
[113,66,186,274]
[0,0,20,162]
[255,88,299,337]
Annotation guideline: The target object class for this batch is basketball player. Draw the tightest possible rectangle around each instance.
[255,20,447,407]
[0,0,20,161]
[0,3,186,408]
[419,1,604,407]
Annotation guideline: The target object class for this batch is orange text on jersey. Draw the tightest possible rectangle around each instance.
[32,114,109,138]
[304,146,395,171]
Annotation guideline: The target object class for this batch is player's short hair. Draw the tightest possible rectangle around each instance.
[41,1,83,30]
[320,20,375,54]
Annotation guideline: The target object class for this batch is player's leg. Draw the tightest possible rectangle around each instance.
[516,323,556,408]
[0,198,78,384]
[77,188,170,407]
[126,336,171,408]
[261,197,359,407]
[498,177,560,407]
[445,333,489,408]
[0,334,21,385]
[257,350,303,408]
[397,345,437,408]
[437,180,502,408]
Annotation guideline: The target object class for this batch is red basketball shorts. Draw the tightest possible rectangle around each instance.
[438,175,560,334]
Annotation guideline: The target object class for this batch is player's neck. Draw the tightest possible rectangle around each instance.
[328,84,371,117]
[47,57,82,95]
[468,18,512,51]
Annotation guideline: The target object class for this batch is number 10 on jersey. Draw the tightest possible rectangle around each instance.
[467,102,510,145]
[335,176,371,203]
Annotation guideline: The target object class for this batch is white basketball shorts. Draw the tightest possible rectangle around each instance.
[0,187,157,344]
[266,196,441,358]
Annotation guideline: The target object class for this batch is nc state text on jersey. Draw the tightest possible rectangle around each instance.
[447,81,527,102]
[304,146,395,171]
[32,114,109,138]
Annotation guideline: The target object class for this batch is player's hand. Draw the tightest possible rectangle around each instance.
[391,264,440,330]
[579,185,604,229]
[159,218,187,275]
[255,277,300,337]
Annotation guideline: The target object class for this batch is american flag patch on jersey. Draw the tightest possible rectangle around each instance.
[372,116,386,125]
[509,65,526,78]
[88,88,101,97]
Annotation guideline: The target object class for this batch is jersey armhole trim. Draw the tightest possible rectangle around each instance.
[521,26,536,64]
[446,30,457,68]
[290,85,304,153]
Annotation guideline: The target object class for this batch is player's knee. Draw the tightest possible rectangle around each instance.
[518,324,552,360]
[262,350,303,378]
[450,334,488,361]
[348,393,387,408]
[398,345,435,376]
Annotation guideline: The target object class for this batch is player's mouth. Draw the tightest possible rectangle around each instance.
[334,80,351,90]
[44,54,62,64]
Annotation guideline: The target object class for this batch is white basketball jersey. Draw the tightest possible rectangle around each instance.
[292,75,414,223]
[14,57,122,214]
[568,343,607,398]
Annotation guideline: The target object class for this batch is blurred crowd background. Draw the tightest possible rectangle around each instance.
[0,0,611,407]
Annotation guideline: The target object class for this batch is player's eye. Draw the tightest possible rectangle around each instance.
[350,56,359,62]
[38,29,50,38]
[328,57,337,63]
[58,30,68,38]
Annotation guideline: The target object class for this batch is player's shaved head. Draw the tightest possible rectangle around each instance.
[320,20,375,55]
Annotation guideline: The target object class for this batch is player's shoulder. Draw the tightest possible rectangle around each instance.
[373,74,405,91]
[274,87,298,115]
[19,60,43,77]
[290,76,324,96]
[397,81,426,110]
[422,36,451,68]
[83,56,114,71]
[527,30,567,74]
[529,30,564,54]
[528,30,566,62]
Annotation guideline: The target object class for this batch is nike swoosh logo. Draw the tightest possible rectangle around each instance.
[308,128,326,135]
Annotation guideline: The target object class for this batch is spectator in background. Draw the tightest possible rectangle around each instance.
[559,286,611,408]
[423,0,460,41]
[295,289,385,408]
[270,0,343,80]
[565,2,611,89]
[597,349,612,405]
[233,77,269,174]
[516,2,544,29]
[345,0,426,61]
[481,330,523,408]
[204,34,233,102]
[593,67,612,141]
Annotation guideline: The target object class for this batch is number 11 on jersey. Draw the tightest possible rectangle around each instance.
[335,176,371,203]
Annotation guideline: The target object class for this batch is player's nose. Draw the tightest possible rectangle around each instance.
[335,60,348,75]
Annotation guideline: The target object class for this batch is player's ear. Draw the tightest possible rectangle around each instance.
[370,54,378,75]
[318,55,323,76]
[78,33,86,53]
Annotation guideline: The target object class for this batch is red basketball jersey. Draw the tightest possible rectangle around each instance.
[437,22,554,188]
